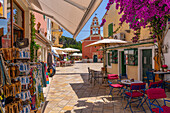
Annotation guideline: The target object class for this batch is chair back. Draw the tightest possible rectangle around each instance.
[108,74,118,80]
[130,83,146,90]
[149,80,163,89]
[146,71,155,85]
[119,73,128,80]
[147,88,167,100]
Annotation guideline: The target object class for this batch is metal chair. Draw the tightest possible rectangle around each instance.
[124,83,146,113]
[88,67,91,81]
[147,88,170,113]
[108,80,124,100]
[91,70,103,86]
[118,73,128,83]
[146,71,155,86]
[140,80,163,108]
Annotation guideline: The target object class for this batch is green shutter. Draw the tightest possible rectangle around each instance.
[108,23,113,37]
[43,15,46,19]
[108,53,110,66]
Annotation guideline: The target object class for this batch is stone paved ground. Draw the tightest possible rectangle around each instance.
[43,62,170,113]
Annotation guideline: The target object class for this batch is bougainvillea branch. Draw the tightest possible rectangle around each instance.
[107,0,170,68]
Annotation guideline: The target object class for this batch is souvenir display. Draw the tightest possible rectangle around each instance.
[0,48,47,113]
[0,48,20,61]
[19,49,30,59]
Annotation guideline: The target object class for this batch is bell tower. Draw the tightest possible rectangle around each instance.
[90,14,100,35]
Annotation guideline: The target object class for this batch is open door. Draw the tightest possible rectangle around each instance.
[142,49,152,81]
[121,51,126,74]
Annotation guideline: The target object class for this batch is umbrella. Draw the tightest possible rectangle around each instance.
[63,48,80,52]
[52,50,59,58]
[86,39,127,47]
[27,0,103,39]
[71,53,82,57]
[59,51,68,55]
[86,38,127,71]
[52,47,64,54]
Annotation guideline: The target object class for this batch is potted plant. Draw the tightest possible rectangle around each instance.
[162,65,168,72]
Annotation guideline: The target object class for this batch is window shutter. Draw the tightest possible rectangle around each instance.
[108,23,113,37]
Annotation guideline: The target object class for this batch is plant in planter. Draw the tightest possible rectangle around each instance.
[162,64,168,72]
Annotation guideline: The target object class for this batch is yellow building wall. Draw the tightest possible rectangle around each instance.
[51,21,63,47]
[107,64,118,74]
[127,66,138,80]
[103,3,151,79]
[103,3,150,41]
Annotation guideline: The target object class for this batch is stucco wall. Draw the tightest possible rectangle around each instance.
[34,12,47,33]
[103,3,150,41]
[126,66,138,80]
[107,63,118,74]
[163,30,170,80]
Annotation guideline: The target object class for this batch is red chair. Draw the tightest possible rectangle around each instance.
[147,88,170,113]
[140,80,163,108]
[124,83,146,113]
[108,74,124,100]
[108,74,119,80]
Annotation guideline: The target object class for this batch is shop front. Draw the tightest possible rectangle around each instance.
[106,41,155,81]
[0,0,47,113]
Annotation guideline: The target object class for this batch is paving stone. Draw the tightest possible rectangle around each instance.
[44,63,170,113]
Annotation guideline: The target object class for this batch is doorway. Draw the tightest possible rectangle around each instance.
[142,49,152,81]
[121,51,126,74]
[93,55,98,62]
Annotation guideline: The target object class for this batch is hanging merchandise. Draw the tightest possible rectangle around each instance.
[0,48,46,113]
[29,64,44,111]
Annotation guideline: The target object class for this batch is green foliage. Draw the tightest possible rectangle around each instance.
[30,13,41,62]
[59,36,82,52]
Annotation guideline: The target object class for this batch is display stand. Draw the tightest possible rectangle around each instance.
[0,48,46,113]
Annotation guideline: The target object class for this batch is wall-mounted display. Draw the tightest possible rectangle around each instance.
[112,50,118,64]
[124,48,138,66]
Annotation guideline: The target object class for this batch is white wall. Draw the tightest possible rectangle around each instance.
[163,29,170,80]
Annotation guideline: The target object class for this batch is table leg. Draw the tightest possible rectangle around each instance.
[159,74,165,89]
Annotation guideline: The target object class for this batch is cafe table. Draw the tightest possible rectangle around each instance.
[120,79,143,96]
[153,71,170,89]
[121,79,143,85]
[153,71,170,80]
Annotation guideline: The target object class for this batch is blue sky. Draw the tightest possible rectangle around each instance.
[62,0,108,42]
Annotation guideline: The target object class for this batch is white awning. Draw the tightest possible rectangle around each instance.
[27,0,103,39]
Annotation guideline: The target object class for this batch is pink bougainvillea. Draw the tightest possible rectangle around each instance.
[100,19,106,27]
[106,0,170,42]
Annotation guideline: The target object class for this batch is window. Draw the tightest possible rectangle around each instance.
[108,51,112,66]
[112,50,118,63]
[13,1,24,43]
[94,21,96,25]
[124,48,138,66]
[108,23,113,37]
